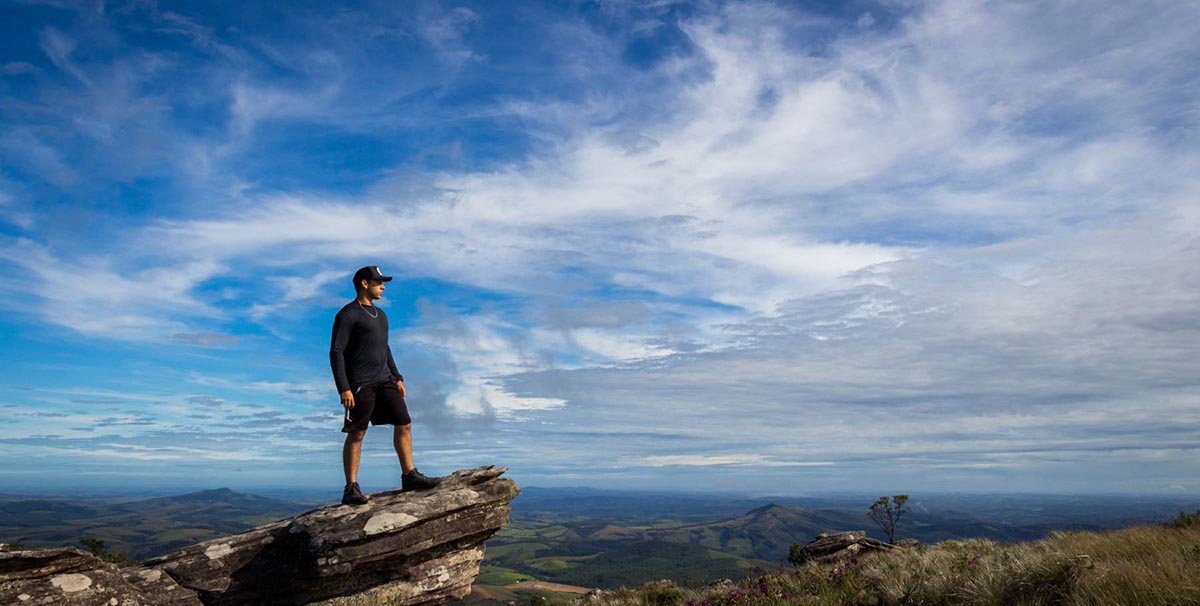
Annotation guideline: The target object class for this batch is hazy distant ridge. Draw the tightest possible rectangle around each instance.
[0,488,306,559]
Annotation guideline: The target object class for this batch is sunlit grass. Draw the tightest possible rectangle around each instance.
[585,516,1200,606]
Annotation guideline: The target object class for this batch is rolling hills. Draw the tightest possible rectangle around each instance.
[0,488,306,559]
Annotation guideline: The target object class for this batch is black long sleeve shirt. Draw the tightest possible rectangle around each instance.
[330,301,402,394]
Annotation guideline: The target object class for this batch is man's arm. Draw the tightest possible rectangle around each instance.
[330,310,353,395]
[386,345,402,383]
[387,345,406,397]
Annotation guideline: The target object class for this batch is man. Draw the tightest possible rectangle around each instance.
[330,265,441,505]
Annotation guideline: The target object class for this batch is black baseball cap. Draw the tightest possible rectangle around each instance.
[353,265,393,285]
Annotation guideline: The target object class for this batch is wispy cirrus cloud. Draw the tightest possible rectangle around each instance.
[0,0,1196,493]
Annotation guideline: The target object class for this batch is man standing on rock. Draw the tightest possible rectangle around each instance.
[330,265,441,505]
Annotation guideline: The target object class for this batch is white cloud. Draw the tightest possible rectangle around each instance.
[229,79,343,137]
[633,454,835,467]
[0,240,225,339]
[39,27,92,87]
[0,182,34,229]
[249,268,347,323]
[1,0,1197,491]
[570,328,677,361]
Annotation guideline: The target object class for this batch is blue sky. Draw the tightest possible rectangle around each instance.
[1,0,1198,496]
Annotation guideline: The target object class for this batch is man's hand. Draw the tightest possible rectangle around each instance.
[396,380,407,398]
[340,390,355,410]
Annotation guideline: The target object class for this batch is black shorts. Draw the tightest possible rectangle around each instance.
[342,379,411,432]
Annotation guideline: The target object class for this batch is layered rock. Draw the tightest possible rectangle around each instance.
[0,544,202,606]
[796,530,918,561]
[0,465,518,606]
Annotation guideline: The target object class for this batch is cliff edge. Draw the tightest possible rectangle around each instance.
[0,465,518,606]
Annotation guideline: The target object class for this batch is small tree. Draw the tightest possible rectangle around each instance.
[78,537,139,566]
[787,542,811,567]
[868,494,912,544]
[79,537,107,556]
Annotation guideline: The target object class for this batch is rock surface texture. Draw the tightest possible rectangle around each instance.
[0,544,202,606]
[0,465,518,606]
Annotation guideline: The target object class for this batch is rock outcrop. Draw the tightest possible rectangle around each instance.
[796,530,918,562]
[0,544,203,606]
[0,465,518,606]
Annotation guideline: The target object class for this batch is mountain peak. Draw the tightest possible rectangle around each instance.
[745,503,791,516]
[194,487,237,496]
[172,487,242,503]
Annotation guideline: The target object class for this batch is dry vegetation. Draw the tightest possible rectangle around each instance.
[586,514,1200,606]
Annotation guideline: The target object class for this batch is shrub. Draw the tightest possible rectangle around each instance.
[78,537,140,567]
[641,584,685,606]
[787,542,812,567]
[1164,509,1200,529]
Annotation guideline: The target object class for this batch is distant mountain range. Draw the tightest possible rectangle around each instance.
[468,487,1200,592]
[510,486,1200,529]
[0,488,307,559]
[478,500,1051,588]
[2,484,1196,585]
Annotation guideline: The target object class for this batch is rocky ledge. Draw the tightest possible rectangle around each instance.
[795,530,919,562]
[0,465,519,606]
[0,543,201,606]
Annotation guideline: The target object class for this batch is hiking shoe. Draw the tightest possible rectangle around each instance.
[341,481,369,505]
[401,468,442,492]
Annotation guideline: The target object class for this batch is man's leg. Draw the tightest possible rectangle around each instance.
[381,384,436,491]
[393,423,414,474]
[344,429,367,484]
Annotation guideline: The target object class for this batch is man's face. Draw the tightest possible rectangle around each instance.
[362,279,385,300]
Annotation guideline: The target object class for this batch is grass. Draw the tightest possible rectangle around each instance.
[724,538,754,555]
[488,542,552,560]
[530,557,574,572]
[497,527,544,539]
[454,585,583,606]
[477,564,534,585]
[585,521,1200,606]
